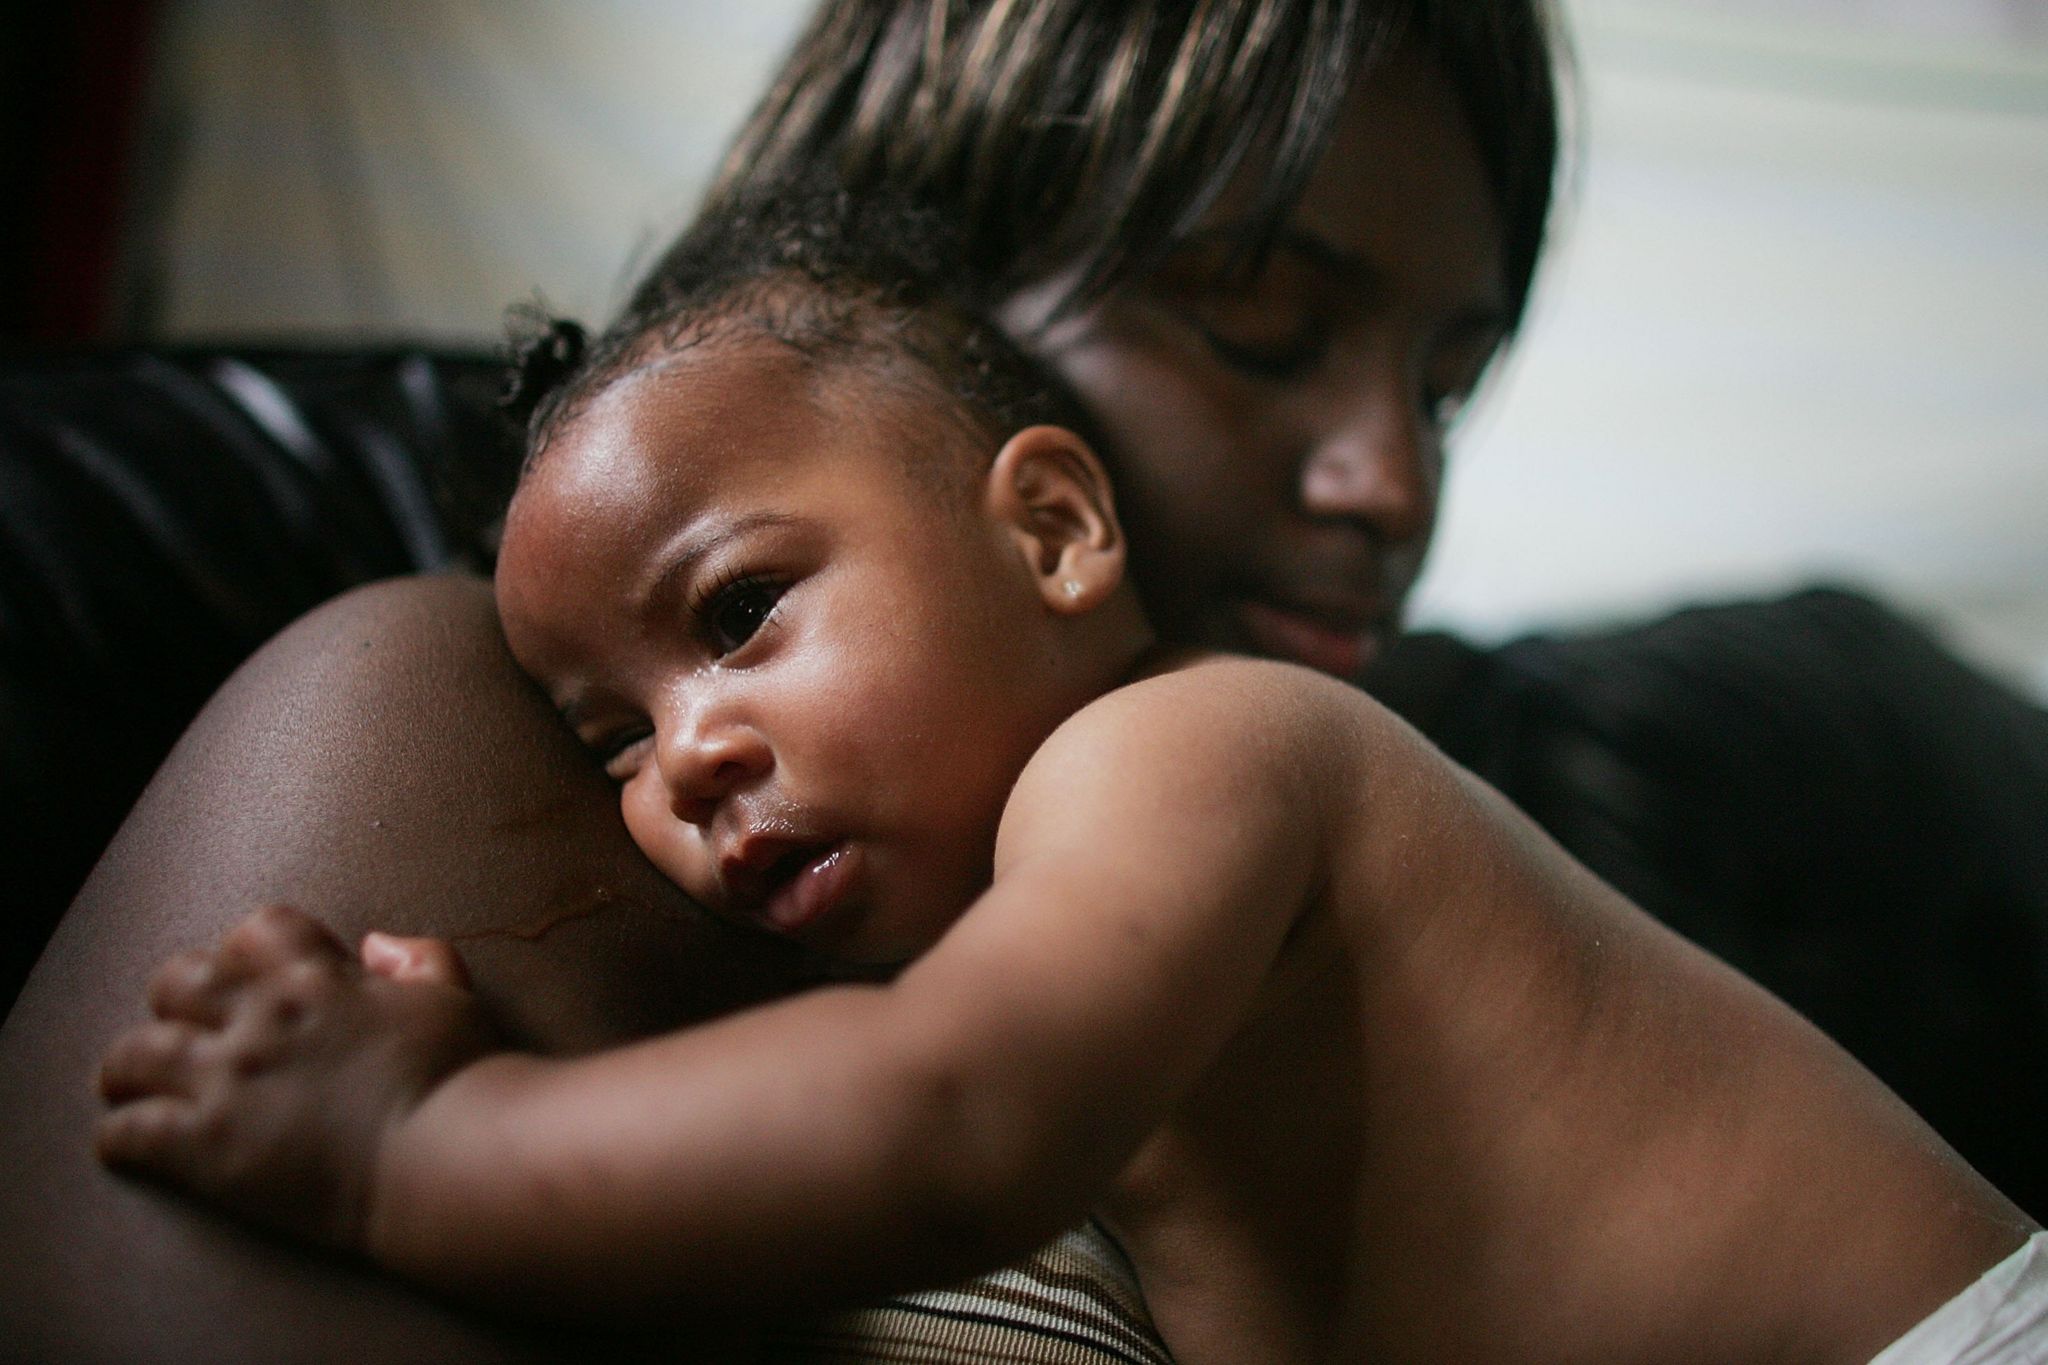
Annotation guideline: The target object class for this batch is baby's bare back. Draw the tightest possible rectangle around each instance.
[1088,658,2032,1364]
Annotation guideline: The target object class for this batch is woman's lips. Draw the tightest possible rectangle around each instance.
[1233,599,1383,679]
[758,844,859,937]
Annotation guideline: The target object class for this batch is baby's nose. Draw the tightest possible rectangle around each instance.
[656,712,771,827]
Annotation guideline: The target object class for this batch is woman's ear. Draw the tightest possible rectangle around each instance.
[983,425,1126,614]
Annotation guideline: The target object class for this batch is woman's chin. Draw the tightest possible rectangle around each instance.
[1223,601,1385,681]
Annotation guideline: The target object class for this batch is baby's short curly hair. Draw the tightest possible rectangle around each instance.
[503,179,1104,481]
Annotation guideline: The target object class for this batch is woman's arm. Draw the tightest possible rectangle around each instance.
[1,575,796,1363]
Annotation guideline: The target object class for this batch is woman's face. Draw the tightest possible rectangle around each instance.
[1017,53,1507,681]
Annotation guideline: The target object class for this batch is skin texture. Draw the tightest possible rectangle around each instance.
[93,347,2036,1361]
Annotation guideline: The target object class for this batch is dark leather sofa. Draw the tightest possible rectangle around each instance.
[3,344,2044,1223]
[1,346,517,1000]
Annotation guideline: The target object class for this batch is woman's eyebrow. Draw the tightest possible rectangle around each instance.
[1172,224,1387,307]
[1257,227,1511,331]
[1269,226,1379,293]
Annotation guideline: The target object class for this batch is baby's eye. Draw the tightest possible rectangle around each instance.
[702,573,787,656]
[590,725,652,783]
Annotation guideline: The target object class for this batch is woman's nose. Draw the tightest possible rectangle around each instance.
[1296,382,1439,546]
[655,703,771,828]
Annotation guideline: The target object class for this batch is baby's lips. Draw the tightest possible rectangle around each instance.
[759,843,860,938]
[716,830,825,914]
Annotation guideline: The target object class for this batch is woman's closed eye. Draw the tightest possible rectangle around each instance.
[695,570,789,656]
[1146,234,1345,383]
[1194,314,1331,382]
[1167,266,1333,383]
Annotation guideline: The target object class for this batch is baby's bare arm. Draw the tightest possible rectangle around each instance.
[371,660,1331,1321]
[100,656,1336,1328]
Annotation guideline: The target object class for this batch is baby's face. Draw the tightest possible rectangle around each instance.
[495,342,1107,963]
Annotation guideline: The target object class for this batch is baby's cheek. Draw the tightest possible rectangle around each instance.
[618,780,702,899]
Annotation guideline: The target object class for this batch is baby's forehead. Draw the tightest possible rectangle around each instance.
[599,330,930,421]
[528,335,991,514]
[609,331,990,462]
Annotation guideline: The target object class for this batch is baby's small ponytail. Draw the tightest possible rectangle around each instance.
[500,311,589,432]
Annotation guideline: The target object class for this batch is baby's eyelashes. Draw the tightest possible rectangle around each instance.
[554,703,649,783]
[693,571,789,657]
[592,726,653,783]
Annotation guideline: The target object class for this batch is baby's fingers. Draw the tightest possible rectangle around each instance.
[147,949,229,1025]
[93,1094,200,1174]
[216,904,348,982]
[98,1020,201,1103]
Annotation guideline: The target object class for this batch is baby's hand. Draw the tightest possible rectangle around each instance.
[95,904,495,1253]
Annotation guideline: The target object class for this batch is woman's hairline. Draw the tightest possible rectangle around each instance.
[703,2,1559,334]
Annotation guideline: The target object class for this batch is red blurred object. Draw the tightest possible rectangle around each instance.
[2,0,161,343]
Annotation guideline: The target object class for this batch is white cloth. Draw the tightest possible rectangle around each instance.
[1871,1232,2048,1364]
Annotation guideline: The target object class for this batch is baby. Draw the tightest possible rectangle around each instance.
[96,193,2041,1362]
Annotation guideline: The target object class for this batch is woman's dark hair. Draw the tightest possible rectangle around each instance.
[503,178,1101,469]
[703,0,1561,330]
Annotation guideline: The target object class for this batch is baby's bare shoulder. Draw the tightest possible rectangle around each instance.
[990,656,1351,949]
[1078,651,1384,741]
[1020,653,1384,808]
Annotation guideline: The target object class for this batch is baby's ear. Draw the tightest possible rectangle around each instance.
[983,425,1126,614]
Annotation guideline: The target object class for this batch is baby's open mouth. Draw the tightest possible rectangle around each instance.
[743,842,858,936]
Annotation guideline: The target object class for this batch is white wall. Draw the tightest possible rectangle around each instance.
[137,0,2048,695]
[142,0,806,338]
[1415,0,2048,698]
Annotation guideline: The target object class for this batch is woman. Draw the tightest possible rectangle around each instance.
[696,0,1554,688]
[4,1,2040,1359]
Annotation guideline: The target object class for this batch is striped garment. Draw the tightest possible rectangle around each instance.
[764,1222,1173,1363]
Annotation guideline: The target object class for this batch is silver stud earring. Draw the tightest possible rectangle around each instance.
[1063,579,1084,600]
